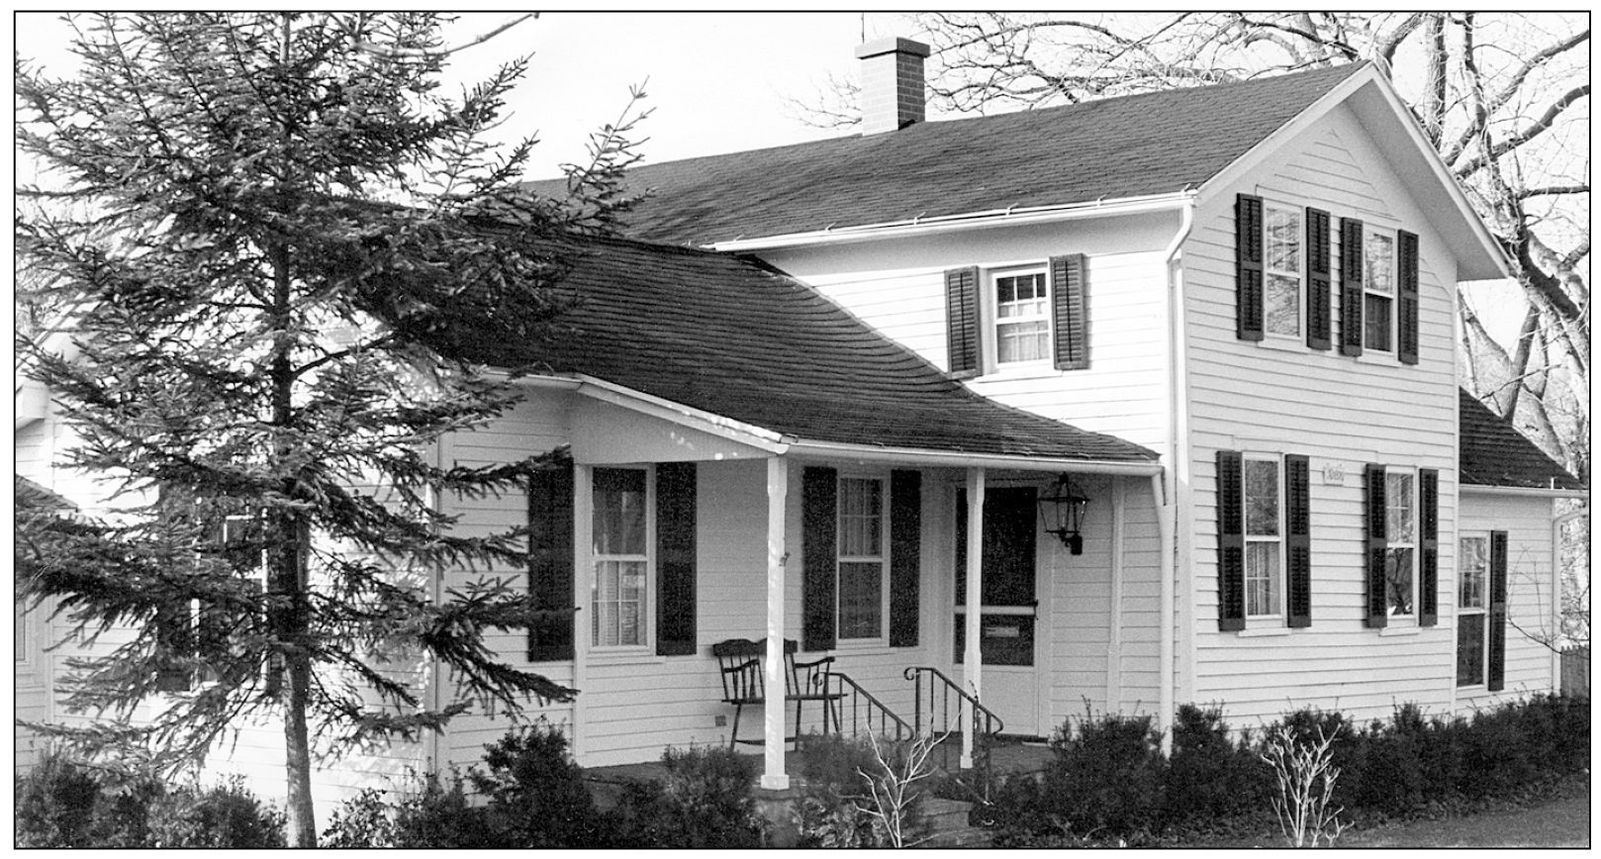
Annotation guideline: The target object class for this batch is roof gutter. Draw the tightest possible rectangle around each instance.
[785,439,1162,476]
[1460,483,1588,500]
[709,191,1197,253]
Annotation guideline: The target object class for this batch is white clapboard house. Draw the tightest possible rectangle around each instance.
[16,39,1584,804]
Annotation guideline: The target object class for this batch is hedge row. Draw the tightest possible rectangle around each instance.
[984,693,1589,844]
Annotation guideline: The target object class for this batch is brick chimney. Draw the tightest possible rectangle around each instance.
[855,37,930,134]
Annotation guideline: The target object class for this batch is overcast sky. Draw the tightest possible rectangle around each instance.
[14,11,917,180]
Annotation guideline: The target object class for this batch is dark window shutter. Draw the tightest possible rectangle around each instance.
[1397,230,1420,365]
[1305,208,1332,351]
[802,466,838,652]
[1418,468,1439,627]
[528,457,575,661]
[154,603,194,692]
[1364,463,1388,628]
[889,470,921,647]
[1285,454,1312,628]
[1235,195,1265,341]
[1340,218,1365,356]
[1050,254,1090,370]
[1487,530,1508,691]
[944,266,981,376]
[655,462,697,656]
[1216,451,1246,631]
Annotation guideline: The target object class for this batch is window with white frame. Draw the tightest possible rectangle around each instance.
[1363,228,1396,352]
[1263,204,1302,337]
[992,268,1051,365]
[837,476,887,640]
[1456,535,1489,685]
[1384,469,1416,618]
[1243,456,1284,617]
[592,468,650,649]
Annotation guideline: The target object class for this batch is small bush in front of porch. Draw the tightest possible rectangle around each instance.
[609,745,768,847]
[792,733,934,847]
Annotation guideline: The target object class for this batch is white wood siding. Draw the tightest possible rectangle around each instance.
[1183,104,1466,727]
[1457,493,1560,708]
[762,215,1180,454]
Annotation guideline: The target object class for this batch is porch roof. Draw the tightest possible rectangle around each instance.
[419,236,1156,465]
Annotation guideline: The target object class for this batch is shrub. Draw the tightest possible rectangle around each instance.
[321,787,398,848]
[394,772,498,848]
[1039,709,1165,837]
[146,777,286,848]
[1259,723,1350,847]
[609,746,767,848]
[1165,704,1270,827]
[468,723,605,847]
[792,733,924,848]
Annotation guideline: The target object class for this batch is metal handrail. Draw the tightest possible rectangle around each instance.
[903,665,1005,740]
[814,671,916,741]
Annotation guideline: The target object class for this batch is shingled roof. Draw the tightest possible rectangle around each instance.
[425,237,1155,463]
[531,63,1365,246]
[1459,389,1583,490]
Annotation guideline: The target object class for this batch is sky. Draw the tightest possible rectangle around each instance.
[13,11,919,180]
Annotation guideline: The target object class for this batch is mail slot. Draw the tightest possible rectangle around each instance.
[954,613,1034,666]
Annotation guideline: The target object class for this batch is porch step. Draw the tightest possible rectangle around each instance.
[916,797,991,849]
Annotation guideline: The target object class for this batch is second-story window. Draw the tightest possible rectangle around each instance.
[1363,228,1396,352]
[1264,204,1302,337]
[993,269,1051,365]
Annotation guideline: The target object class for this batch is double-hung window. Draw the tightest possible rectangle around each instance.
[1384,469,1417,619]
[837,476,887,641]
[1457,535,1489,685]
[992,268,1051,365]
[1363,228,1396,352]
[1263,204,1302,338]
[1243,456,1285,618]
[592,468,650,649]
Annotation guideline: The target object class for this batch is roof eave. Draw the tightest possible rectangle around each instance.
[1460,482,1588,500]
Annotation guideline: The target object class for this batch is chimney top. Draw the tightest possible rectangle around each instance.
[855,36,931,135]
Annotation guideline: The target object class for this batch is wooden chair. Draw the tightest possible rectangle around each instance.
[712,638,840,750]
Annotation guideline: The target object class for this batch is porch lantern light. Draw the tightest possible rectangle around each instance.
[1039,474,1089,555]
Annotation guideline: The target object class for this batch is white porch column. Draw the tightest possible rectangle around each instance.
[761,456,790,790]
[961,467,985,769]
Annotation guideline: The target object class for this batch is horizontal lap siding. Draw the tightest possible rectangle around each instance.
[1185,108,1463,727]
[1457,494,1559,707]
[765,217,1177,454]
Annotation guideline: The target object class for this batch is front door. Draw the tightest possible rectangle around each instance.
[954,486,1040,737]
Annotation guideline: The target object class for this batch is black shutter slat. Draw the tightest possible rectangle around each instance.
[1397,230,1420,365]
[1488,530,1508,691]
[1418,468,1439,627]
[1364,463,1388,628]
[802,467,838,652]
[1051,254,1090,370]
[945,266,981,376]
[889,470,921,647]
[1216,450,1246,631]
[528,457,575,661]
[1235,195,1265,341]
[1306,208,1332,351]
[1341,218,1365,356]
[1285,454,1312,628]
[655,462,697,656]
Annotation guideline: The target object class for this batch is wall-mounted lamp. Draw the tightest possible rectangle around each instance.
[1039,474,1089,555]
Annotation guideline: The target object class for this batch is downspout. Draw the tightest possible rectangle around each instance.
[1157,196,1196,753]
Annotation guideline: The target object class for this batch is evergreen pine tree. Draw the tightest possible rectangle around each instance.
[16,13,648,845]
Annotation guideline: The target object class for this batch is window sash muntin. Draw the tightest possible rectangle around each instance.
[1383,468,1417,618]
[992,269,1051,365]
[838,476,888,641]
[1263,204,1303,337]
[1242,454,1284,618]
[591,467,651,649]
[1363,227,1397,351]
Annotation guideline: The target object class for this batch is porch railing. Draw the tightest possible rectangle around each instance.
[814,671,915,742]
[904,666,1005,776]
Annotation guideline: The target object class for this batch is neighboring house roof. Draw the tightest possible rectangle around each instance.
[419,237,1156,463]
[1458,389,1584,491]
[530,64,1365,246]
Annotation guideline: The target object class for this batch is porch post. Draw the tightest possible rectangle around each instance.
[761,456,790,790]
[962,467,985,769]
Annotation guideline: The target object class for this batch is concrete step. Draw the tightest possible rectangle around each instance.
[922,797,973,831]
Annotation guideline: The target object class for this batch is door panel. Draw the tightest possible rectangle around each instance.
[952,485,1042,735]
